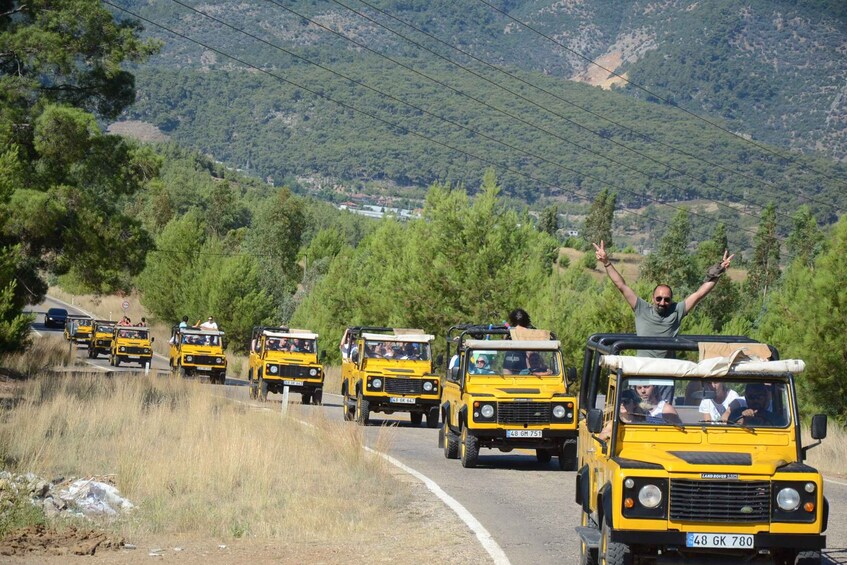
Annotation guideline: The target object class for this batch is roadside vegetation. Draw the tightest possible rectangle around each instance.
[0,370,486,559]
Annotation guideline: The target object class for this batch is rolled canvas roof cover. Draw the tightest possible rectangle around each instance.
[465,339,560,351]
[362,332,434,343]
[265,331,318,340]
[600,354,805,377]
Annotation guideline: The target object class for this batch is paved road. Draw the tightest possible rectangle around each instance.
[30,301,847,565]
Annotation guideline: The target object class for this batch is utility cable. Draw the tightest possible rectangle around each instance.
[159,0,762,239]
[335,0,823,224]
[474,0,847,195]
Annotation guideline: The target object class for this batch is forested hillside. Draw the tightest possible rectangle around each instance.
[110,0,847,248]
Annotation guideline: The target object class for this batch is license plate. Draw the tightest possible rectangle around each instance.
[128,356,139,359]
[506,430,542,438]
[390,397,415,404]
[686,533,754,549]
[283,380,299,386]
[196,366,210,371]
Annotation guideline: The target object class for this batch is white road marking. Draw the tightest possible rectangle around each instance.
[824,477,847,487]
[324,392,510,565]
[84,361,110,372]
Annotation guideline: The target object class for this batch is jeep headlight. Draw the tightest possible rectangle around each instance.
[119,346,126,352]
[185,355,193,362]
[309,368,318,376]
[552,405,566,419]
[638,485,663,509]
[480,404,495,418]
[423,381,434,392]
[371,378,382,389]
[777,488,801,511]
[143,348,150,354]
[215,357,222,364]
[269,365,278,374]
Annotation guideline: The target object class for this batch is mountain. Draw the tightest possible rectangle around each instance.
[112,0,847,239]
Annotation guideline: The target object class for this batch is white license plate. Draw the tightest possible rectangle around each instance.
[390,397,415,404]
[686,533,754,549]
[283,380,299,386]
[506,430,542,438]
[196,366,211,371]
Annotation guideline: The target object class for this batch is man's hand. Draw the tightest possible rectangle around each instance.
[704,249,735,282]
[720,249,734,270]
[593,241,610,266]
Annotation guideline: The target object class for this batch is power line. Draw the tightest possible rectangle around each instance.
[264,0,762,227]
[474,0,847,195]
[333,0,818,224]
[157,0,761,240]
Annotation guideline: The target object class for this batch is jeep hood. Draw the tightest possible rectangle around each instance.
[617,447,794,475]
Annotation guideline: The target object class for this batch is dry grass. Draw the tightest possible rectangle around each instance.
[0,335,72,376]
[803,424,847,479]
[0,374,431,543]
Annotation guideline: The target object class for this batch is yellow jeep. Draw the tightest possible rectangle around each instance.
[87,320,116,359]
[340,326,439,427]
[439,324,578,470]
[110,326,154,368]
[575,334,828,565]
[64,315,94,345]
[248,326,325,404]
[168,326,227,384]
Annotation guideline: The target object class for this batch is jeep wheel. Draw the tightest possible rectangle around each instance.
[355,390,370,425]
[313,389,323,405]
[249,380,257,400]
[114,356,121,367]
[600,517,632,565]
[342,394,353,421]
[442,421,459,460]
[179,365,187,379]
[459,426,479,468]
[559,439,578,471]
[579,511,598,565]
[425,406,439,428]
[409,412,423,427]
[301,393,312,405]
[259,376,268,402]
[536,449,553,465]
[793,551,821,565]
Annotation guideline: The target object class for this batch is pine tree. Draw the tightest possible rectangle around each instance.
[583,189,616,249]
[748,203,780,299]
[786,205,822,269]
[538,204,559,236]
[639,208,699,294]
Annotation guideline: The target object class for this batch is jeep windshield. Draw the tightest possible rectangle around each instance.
[266,337,314,353]
[363,339,431,361]
[117,328,150,340]
[614,376,791,429]
[181,333,219,346]
[466,348,560,376]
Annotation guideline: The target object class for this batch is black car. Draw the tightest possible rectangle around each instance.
[44,307,68,329]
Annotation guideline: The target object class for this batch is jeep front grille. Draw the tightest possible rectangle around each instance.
[125,346,150,355]
[269,365,311,378]
[190,355,223,366]
[670,480,770,522]
[497,402,551,425]
[95,339,111,347]
[385,378,422,394]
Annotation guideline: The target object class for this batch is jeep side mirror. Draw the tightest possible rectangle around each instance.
[436,353,444,367]
[811,414,827,440]
[449,366,460,382]
[320,351,327,361]
[565,366,577,384]
[587,408,604,434]
[150,337,155,343]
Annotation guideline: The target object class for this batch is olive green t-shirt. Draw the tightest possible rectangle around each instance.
[633,297,687,358]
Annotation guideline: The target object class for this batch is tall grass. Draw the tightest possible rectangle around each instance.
[0,335,72,376]
[0,374,423,543]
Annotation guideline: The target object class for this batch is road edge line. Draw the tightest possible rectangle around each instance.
[362,445,510,565]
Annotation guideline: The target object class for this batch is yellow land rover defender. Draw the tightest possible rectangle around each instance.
[64,315,94,345]
[248,326,325,404]
[109,326,154,368]
[87,320,115,359]
[439,324,578,470]
[575,334,828,565]
[340,326,439,427]
[168,326,227,384]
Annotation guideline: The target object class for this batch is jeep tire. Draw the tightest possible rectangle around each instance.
[259,375,268,402]
[342,393,353,421]
[460,426,479,468]
[410,412,423,427]
[425,406,439,428]
[301,393,312,405]
[559,439,578,471]
[579,511,599,565]
[536,449,553,465]
[313,388,323,405]
[600,517,632,565]
[355,390,370,425]
[442,421,459,459]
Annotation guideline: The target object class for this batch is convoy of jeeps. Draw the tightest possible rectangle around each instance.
[55,308,830,563]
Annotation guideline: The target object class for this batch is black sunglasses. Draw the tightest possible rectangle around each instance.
[654,296,672,303]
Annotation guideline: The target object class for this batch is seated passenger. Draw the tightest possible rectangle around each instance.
[698,381,740,422]
[527,352,552,376]
[724,383,782,426]
[502,349,528,374]
[635,384,682,425]
[401,343,420,360]
[469,355,493,374]
[599,389,644,440]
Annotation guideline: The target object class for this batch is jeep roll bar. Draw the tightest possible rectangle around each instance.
[579,333,779,415]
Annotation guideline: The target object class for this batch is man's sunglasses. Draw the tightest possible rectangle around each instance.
[654,296,672,303]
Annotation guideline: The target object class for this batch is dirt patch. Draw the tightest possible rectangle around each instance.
[106,121,169,143]
[0,525,123,557]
